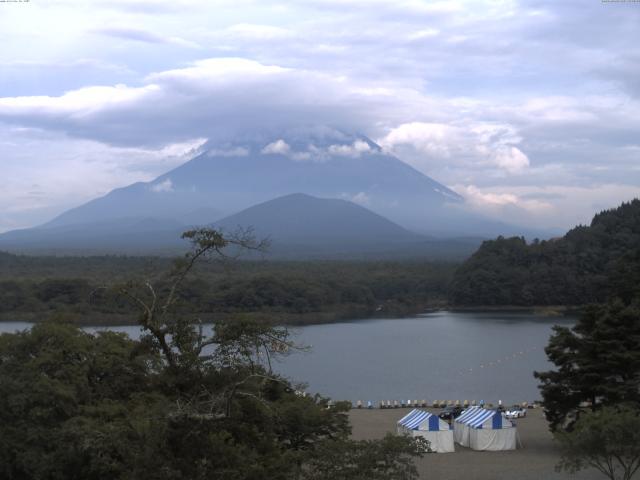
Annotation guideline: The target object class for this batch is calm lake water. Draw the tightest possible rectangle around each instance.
[0,311,572,405]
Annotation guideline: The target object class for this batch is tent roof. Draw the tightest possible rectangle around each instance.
[455,405,481,424]
[397,409,445,431]
[456,408,513,429]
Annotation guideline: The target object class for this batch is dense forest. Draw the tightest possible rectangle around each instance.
[0,254,455,325]
[450,199,640,306]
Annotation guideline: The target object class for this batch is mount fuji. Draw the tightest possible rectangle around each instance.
[0,128,534,256]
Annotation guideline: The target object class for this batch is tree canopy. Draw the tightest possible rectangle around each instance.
[534,299,640,431]
[556,405,640,480]
[0,228,428,479]
[450,199,640,306]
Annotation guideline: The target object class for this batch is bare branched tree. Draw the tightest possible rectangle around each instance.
[103,227,308,419]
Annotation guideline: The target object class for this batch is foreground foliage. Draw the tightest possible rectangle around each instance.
[556,405,640,480]
[535,299,640,431]
[0,229,427,479]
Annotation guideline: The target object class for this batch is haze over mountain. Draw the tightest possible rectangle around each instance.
[0,192,482,259]
[44,130,468,232]
[0,129,550,255]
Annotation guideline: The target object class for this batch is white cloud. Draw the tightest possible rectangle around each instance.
[378,121,530,175]
[92,26,201,49]
[261,139,290,155]
[350,191,371,206]
[0,84,159,116]
[378,122,459,158]
[407,28,440,40]
[150,178,174,193]
[222,23,293,40]
[455,185,549,210]
[259,137,375,162]
[492,146,530,173]
[327,140,372,157]
[147,58,290,85]
[452,184,640,230]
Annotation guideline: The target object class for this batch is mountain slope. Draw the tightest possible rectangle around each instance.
[213,193,482,260]
[0,217,187,255]
[0,192,482,259]
[43,131,468,235]
[214,193,421,246]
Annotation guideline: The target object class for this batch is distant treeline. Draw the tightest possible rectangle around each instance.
[0,256,456,325]
[4,199,638,322]
[450,199,640,306]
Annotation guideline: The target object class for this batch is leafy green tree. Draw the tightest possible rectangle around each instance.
[556,405,640,480]
[0,321,157,480]
[303,434,428,480]
[0,228,427,480]
[535,300,640,431]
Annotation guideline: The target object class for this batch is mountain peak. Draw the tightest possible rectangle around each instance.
[41,126,465,233]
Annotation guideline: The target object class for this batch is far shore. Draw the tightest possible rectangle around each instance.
[0,304,580,328]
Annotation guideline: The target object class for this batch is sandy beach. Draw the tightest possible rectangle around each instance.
[349,407,604,480]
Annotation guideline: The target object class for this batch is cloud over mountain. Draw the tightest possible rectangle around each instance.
[0,0,639,232]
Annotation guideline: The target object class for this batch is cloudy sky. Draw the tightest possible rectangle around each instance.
[1,0,639,233]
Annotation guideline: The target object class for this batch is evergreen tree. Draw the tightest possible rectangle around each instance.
[535,299,640,431]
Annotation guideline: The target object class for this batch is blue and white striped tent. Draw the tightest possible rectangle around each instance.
[396,409,454,453]
[454,408,517,451]
[453,406,481,447]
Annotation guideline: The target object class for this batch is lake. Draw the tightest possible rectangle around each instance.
[0,311,571,405]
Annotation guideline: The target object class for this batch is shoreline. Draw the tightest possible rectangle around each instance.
[0,303,579,328]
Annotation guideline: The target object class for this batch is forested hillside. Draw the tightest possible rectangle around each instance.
[0,256,455,325]
[450,199,640,306]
